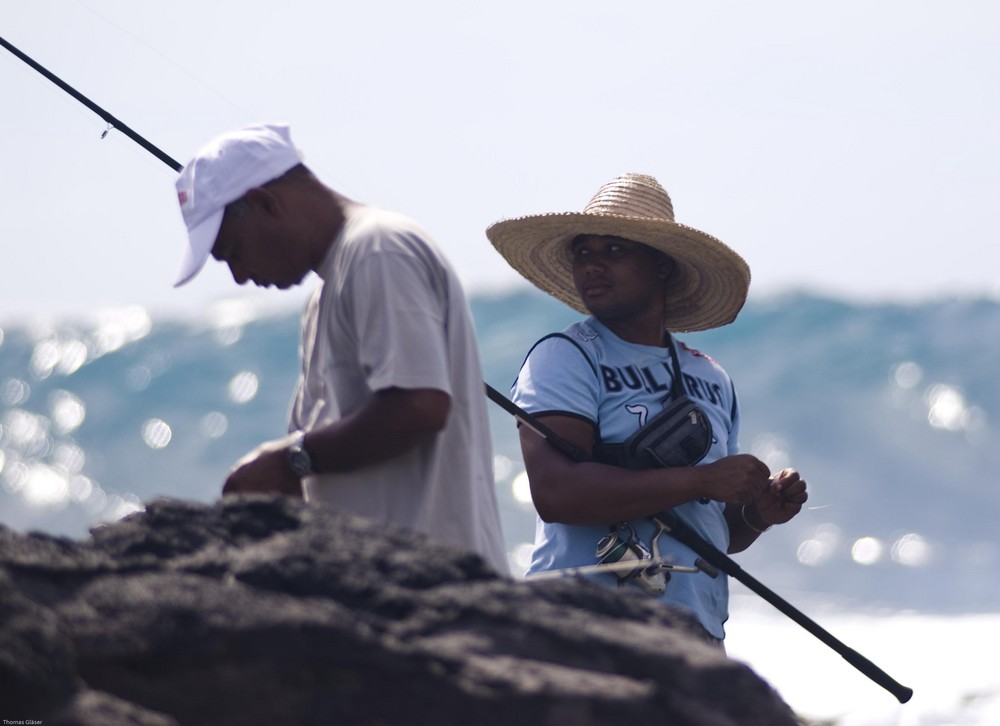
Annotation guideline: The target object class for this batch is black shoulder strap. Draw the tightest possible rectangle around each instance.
[522,332,599,380]
[664,333,685,399]
[730,379,738,425]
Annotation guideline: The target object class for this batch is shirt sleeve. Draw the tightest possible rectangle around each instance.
[342,243,452,395]
[512,334,600,426]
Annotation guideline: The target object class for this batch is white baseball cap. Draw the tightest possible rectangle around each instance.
[174,123,304,286]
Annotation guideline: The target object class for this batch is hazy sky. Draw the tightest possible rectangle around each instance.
[1,1,997,320]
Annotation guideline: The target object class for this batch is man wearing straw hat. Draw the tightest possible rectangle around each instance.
[487,173,808,642]
[173,123,507,573]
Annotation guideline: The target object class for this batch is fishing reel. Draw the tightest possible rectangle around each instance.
[595,523,667,595]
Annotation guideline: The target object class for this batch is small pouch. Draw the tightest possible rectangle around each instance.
[619,394,711,468]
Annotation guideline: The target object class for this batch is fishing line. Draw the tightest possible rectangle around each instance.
[1,33,912,705]
[74,0,254,120]
[0,35,182,171]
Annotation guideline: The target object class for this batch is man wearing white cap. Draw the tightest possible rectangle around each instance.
[487,173,808,641]
[174,123,508,573]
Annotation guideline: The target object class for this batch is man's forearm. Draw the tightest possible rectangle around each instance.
[303,387,451,473]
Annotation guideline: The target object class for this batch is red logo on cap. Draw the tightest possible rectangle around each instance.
[178,191,188,205]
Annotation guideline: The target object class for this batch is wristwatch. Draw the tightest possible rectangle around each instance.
[286,431,315,478]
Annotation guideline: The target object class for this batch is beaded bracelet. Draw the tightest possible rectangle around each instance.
[741,503,771,534]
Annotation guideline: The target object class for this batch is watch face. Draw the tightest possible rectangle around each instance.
[288,446,312,477]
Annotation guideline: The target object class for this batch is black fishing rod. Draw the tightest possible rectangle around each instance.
[3,33,912,705]
[650,509,913,703]
[0,36,182,172]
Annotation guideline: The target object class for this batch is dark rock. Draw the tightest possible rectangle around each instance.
[0,496,800,725]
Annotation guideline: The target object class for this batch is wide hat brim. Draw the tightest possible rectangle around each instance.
[486,211,751,332]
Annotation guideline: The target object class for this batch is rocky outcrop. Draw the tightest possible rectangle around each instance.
[0,496,799,725]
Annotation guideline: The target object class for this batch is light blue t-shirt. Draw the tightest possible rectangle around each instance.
[513,317,740,638]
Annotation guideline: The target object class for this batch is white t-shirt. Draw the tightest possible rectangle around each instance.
[513,317,740,637]
[289,206,508,573]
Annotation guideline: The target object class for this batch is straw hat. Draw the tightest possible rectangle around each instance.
[486,173,750,332]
